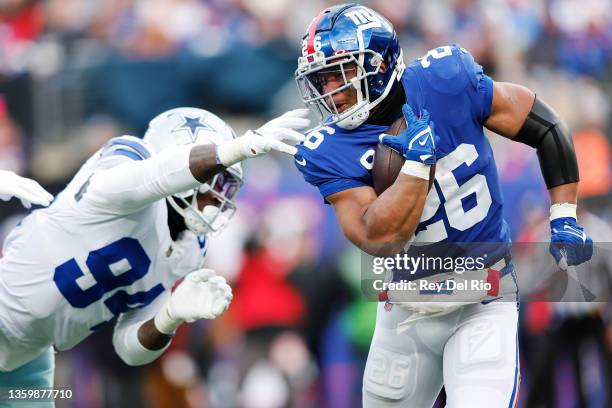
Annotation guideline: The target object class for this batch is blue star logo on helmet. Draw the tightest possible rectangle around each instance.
[174,115,213,142]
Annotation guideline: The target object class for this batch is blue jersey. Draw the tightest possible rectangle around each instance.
[295,45,511,261]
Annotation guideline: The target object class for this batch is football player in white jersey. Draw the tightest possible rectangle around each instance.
[0,107,309,407]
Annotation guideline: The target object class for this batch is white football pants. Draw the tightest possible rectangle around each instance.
[363,298,520,408]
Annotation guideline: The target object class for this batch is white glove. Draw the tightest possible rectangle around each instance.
[216,109,310,166]
[0,170,53,209]
[154,269,233,334]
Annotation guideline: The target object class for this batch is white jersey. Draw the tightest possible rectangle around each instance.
[0,136,205,371]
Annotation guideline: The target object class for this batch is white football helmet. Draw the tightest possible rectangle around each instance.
[144,107,243,236]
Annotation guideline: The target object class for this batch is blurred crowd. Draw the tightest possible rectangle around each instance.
[0,0,611,407]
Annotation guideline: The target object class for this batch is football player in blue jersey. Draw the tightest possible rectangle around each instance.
[293,4,593,407]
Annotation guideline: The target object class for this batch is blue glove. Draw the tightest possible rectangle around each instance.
[379,105,439,165]
[549,217,593,270]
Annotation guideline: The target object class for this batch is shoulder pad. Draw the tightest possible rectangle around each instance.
[100,136,153,161]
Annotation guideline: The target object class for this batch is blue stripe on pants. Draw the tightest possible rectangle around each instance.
[507,321,520,407]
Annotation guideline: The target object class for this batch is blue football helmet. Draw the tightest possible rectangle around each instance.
[295,4,405,129]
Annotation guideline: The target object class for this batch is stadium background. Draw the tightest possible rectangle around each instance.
[0,0,610,407]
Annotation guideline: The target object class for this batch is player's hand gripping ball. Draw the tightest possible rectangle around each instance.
[373,105,436,195]
[380,104,438,165]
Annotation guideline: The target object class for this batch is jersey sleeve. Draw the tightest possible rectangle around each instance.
[82,136,200,216]
[457,46,494,123]
[295,148,368,199]
[99,136,154,162]
[411,44,494,125]
[294,126,372,202]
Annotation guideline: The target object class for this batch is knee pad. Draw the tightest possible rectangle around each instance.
[456,317,505,369]
[363,344,416,401]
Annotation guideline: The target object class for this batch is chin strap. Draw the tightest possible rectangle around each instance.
[368,49,405,113]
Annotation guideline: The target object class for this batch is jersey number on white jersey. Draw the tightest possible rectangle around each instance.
[53,237,164,330]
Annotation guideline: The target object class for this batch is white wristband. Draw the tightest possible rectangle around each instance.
[216,132,254,167]
[400,160,430,180]
[153,303,183,335]
[216,140,242,167]
[550,202,577,221]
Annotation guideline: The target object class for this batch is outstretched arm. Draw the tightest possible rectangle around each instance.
[84,110,309,215]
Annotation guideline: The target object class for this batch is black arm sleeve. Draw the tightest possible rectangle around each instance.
[512,96,579,189]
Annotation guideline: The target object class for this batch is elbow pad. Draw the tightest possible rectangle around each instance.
[513,97,579,189]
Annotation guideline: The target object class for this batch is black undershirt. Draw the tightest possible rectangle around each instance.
[365,81,405,126]
[167,201,187,241]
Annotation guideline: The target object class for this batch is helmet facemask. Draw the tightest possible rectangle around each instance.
[296,49,404,130]
[296,50,378,129]
[167,168,242,236]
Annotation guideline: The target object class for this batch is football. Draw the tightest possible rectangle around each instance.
[372,116,435,195]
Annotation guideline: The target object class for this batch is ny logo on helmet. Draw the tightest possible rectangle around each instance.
[345,7,381,28]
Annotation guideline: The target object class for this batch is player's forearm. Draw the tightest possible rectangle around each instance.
[364,103,435,252]
[86,144,232,215]
[87,145,201,214]
[113,318,171,366]
[549,182,577,205]
[137,318,174,350]
[360,174,429,253]
[189,144,225,182]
